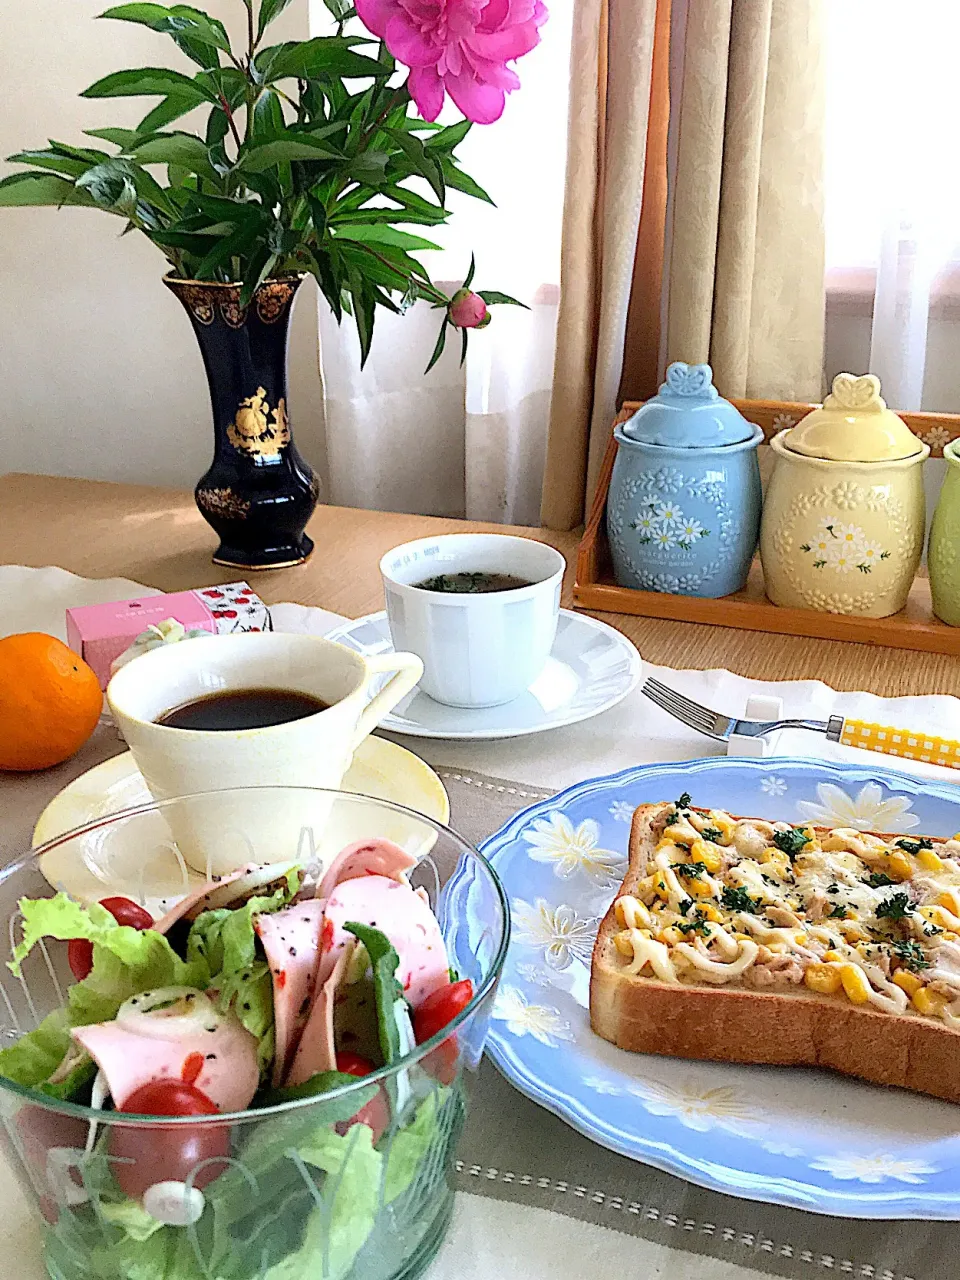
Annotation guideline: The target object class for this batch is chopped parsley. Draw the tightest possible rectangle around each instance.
[677,897,694,917]
[894,838,934,854]
[675,792,692,811]
[772,827,810,860]
[828,904,848,918]
[866,872,895,888]
[826,883,840,895]
[924,924,944,937]
[875,892,912,921]
[891,940,930,971]
[701,826,724,844]
[721,885,759,914]
[672,861,708,878]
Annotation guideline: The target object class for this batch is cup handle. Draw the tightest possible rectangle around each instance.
[351,651,424,749]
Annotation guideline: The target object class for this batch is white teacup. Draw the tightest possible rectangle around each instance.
[380,534,565,708]
[106,632,422,876]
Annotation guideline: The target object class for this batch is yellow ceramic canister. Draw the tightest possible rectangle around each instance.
[759,373,929,618]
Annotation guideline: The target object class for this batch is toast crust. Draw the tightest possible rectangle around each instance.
[590,804,960,1103]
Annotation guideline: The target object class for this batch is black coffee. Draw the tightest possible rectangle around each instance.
[157,688,329,731]
[413,571,533,593]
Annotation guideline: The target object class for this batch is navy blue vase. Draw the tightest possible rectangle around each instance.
[166,275,318,570]
[607,362,763,597]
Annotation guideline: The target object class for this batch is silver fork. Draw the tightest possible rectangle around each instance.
[642,677,844,744]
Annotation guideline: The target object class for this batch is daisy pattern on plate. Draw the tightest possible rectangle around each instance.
[609,800,634,822]
[796,781,920,832]
[772,412,796,431]
[523,811,628,886]
[654,528,677,550]
[759,776,788,797]
[492,986,573,1047]
[511,898,598,971]
[583,1075,623,1096]
[810,1153,938,1184]
[626,1079,760,1135]
[761,1138,805,1159]
[514,961,557,990]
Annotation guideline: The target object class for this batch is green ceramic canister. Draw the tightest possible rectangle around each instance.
[929,439,960,625]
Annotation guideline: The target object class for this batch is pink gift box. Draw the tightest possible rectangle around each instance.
[65,582,270,688]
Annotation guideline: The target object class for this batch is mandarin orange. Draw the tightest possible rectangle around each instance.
[0,633,102,771]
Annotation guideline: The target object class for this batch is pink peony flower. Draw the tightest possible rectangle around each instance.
[448,287,489,327]
[355,0,547,124]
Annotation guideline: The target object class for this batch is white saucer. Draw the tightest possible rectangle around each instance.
[325,609,642,741]
[33,737,449,916]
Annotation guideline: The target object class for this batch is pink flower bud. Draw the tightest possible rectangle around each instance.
[448,288,488,329]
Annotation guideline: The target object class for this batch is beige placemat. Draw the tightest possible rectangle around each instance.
[445,767,956,1280]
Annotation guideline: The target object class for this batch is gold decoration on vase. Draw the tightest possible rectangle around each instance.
[257,280,297,323]
[219,290,248,328]
[179,284,215,325]
[226,387,291,459]
[196,486,252,520]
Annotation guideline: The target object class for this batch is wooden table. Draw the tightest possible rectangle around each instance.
[3,472,960,696]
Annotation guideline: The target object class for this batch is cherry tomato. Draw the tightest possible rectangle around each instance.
[336,1052,376,1077]
[67,939,94,982]
[413,980,473,1044]
[67,896,154,981]
[109,1080,229,1200]
[422,1038,460,1087]
[99,897,154,931]
[332,1054,389,1142]
[15,1105,88,1211]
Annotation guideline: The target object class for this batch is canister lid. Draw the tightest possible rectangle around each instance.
[783,373,924,461]
[619,362,757,448]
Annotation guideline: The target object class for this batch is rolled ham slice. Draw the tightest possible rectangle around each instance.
[153,866,254,934]
[285,943,355,1086]
[254,900,326,1086]
[315,838,416,902]
[316,875,450,1009]
[72,992,258,1113]
[153,862,299,935]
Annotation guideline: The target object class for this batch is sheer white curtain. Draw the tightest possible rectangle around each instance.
[310,0,573,525]
[825,0,960,413]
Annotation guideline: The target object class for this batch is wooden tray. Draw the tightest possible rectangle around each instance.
[574,398,960,657]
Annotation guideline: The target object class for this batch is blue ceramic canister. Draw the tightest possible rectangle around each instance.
[606,362,763,597]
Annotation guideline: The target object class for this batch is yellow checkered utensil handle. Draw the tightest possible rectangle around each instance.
[838,718,960,769]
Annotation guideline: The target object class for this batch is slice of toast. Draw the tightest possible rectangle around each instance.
[590,802,960,1103]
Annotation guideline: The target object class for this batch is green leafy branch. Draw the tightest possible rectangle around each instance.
[0,0,520,365]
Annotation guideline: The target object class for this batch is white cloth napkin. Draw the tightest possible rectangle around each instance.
[273,600,960,792]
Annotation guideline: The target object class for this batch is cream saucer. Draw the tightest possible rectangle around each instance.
[33,737,449,915]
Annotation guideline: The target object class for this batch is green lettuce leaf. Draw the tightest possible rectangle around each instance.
[383,1086,448,1204]
[188,879,296,1075]
[12,894,208,1029]
[0,1008,73,1089]
[265,1124,382,1280]
[1,896,206,1091]
[100,1198,166,1242]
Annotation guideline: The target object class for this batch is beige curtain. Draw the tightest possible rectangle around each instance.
[665,0,826,400]
[539,0,659,531]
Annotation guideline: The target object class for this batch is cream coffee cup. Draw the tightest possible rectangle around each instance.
[106,632,422,876]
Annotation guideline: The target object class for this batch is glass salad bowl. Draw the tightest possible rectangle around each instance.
[0,787,509,1280]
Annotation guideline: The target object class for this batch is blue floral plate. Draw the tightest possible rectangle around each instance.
[482,756,960,1219]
